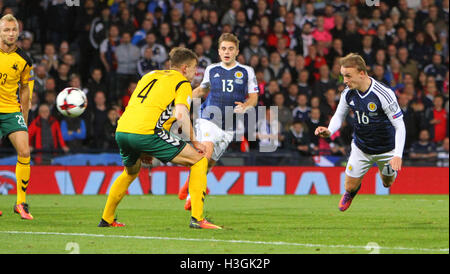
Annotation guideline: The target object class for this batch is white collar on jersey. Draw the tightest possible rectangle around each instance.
[219,61,240,70]
[356,77,374,99]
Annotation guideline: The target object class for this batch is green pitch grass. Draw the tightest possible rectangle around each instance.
[0,195,448,254]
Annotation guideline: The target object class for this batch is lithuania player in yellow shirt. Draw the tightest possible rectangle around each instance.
[0,14,34,220]
[98,47,221,229]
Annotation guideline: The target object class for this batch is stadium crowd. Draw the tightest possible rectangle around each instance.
[0,0,448,166]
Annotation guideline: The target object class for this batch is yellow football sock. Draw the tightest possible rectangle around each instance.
[189,157,208,221]
[16,156,30,205]
[102,169,138,224]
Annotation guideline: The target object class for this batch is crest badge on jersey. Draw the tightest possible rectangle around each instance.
[234,71,243,79]
[234,71,244,84]
[367,102,377,112]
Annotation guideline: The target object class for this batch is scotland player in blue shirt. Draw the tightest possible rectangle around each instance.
[315,53,406,211]
[178,33,259,210]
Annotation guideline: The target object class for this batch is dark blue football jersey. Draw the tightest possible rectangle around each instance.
[199,62,259,131]
[339,78,403,154]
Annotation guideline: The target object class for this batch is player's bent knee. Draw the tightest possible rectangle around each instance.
[125,161,141,176]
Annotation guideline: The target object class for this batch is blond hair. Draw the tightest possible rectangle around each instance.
[0,14,19,27]
[339,53,368,74]
[218,33,240,49]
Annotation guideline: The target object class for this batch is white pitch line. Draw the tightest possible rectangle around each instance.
[0,230,448,253]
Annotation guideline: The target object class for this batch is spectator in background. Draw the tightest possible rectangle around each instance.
[54,63,70,92]
[261,80,279,107]
[88,91,109,149]
[297,69,312,97]
[372,64,390,86]
[116,8,135,34]
[180,17,198,49]
[399,92,419,149]
[342,19,361,54]
[194,43,212,70]
[137,47,159,77]
[428,95,448,144]
[28,92,40,126]
[312,16,332,48]
[86,68,108,103]
[115,31,140,103]
[292,94,311,123]
[121,81,138,109]
[283,120,311,156]
[33,64,48,103]
[398,47,419,81]
[256,108,282,153]
[132,19,153,46]
[44,90,59,118]
[284,11,302,52]
[29,104,69,164]
[157,22,175,51]
[330,13,345,41]
[140,32,168,67]
[306,107,324,154]
[267,20,290,51]
[411,32,434,69]
[319,88,338,124]
[436,137,449,167]
[60,116,87,152]
[272,92,293,132]
[373,24,390,52]
[103,108,120,150]
[243,34,269,64]
[89,5,112,51]
[100,24,120,101]
[221,0,241,29]
[410,129,438,163]
[42,43,59,75]
[299,2,316,28]
[313,64,336,98]
[233,10,250,43]
[202,35,219,63]
[360,35,375,68]
[284,83,299,110]
[424,53,448,89]
[326,38,344,66]
[268,52,287,81]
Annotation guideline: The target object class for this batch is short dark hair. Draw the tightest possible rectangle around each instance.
[169,47,198,68]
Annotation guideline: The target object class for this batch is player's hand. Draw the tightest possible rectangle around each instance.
[234,102,247,113]
[192,141,206,154]
[389,156,402,171]
[315,126,331,138]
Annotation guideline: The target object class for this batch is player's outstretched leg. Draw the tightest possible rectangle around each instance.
[178,176,189,200]
[381,163,397,188]
[339,176,362,212]
[99,162,140,227]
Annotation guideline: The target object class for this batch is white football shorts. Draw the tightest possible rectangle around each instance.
[195,118,234,161]
[346,141,395,178]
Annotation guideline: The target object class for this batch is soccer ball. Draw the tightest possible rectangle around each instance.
[56,87,88,117]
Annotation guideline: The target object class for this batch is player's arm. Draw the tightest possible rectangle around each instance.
[19,83,30,125]
[174,104,205,153]
[383,99,406,171]
[315,89,350,138]
[193,65,211,98]
[193,85,209,98]
[20,64,33,125]
[235,67,259,113]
